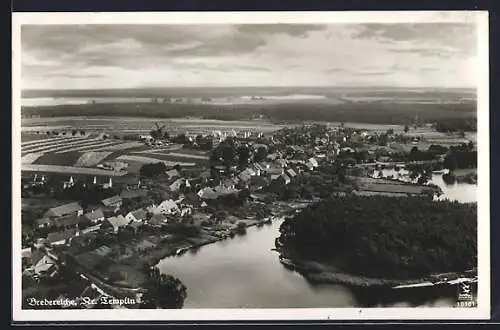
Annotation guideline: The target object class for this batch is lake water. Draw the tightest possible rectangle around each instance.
[157,175,476,308]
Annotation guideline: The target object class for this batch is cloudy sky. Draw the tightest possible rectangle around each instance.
[21,23,477,90]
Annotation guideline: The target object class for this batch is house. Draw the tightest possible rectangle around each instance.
[107,215,129,233]
[179,193,204,208]
[33,255,58,278]
[149,199,180,215]
[128,220,143,233]
[101,195,123,209]
[266,153,280,161]
[125,208,148,223]
[81,224,102,235]
[197,187,217,200]
[249,175,268,190]
[44,202,83,218]
[148,213,169,227]
[213,185,240,196]
[169,178,185,192]
[307,157,319,168]
[84,209,105,223]
[274,159,287,168]
[180,207,192,217]
[46,228,78,246]
[165,169,181,179]
[277,173,291,185]
[286,168,297,178]
[266,166,285,180]
[35,218,52,229]
[51,214,82,229]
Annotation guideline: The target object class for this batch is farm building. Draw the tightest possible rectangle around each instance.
[44,202,83,218]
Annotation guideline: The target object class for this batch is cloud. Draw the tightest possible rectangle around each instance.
[20,22,478,89]
[236,24,328,37]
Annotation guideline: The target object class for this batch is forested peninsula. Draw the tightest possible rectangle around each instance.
[277,195,477,284]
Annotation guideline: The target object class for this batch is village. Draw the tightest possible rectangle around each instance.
[20,121,476,309]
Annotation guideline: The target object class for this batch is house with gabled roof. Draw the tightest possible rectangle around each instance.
[148,199,180,215]
[169,178,186,192]
[101,195,122,209]
[125,208,148,224]
[107,215,129,233]
[286,168,298,178]
[84,209,105,223]
[165,169,181,179]
[44,202,83,218]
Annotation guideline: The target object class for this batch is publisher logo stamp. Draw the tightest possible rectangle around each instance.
[456,282,476,307]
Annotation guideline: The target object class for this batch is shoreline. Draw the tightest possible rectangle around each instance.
[276,249,477,289]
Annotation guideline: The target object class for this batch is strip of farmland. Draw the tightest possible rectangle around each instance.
[21,136,70,146]
[90,141,144,151]
[22,138,102,154]
[132,152,209,161]
[116,155,196,166]
[21,153,44,164]
[58,140,124,153]
[164,152,209,160]
[74,151,114,167]
[21,164,128,176]
[22,136,89,149]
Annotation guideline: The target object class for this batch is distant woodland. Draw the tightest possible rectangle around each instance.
[21,101,476,125]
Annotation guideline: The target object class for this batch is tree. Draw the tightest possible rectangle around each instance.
[378,134,389,146]
[237,145,251,167]
[174,133,188,145]
[410,146,419,154]
[443,154,459,171]
[141,267,187,309]
[404,125,409,133]
[386,129,394,135]
[254,146,268,162]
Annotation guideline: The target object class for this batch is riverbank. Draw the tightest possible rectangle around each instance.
[276,249,477,289]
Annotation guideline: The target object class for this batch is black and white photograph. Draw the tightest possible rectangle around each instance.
[12,11,489,321]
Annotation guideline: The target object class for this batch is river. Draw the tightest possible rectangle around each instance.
[157,175,476,308]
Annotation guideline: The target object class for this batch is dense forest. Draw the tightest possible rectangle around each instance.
[278,195,477,279]
[21,101,476,125]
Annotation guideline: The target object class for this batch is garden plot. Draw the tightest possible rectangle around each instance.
[21,153,44,164]
[22,136,68,147]
[116,155,196,167]
[22,137,90,152]
[74,151,114,167]
[22,138,102,154]
[60,140,123,153]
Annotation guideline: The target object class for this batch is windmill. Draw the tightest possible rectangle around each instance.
[151,122,166,140]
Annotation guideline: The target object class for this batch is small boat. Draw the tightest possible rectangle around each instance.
[175,247,189,256]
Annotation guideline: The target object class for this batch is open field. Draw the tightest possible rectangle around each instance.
[115,154,196,167]
[74,152,114,167]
